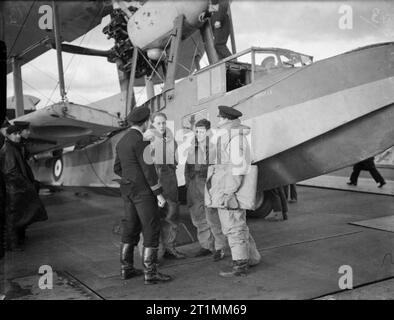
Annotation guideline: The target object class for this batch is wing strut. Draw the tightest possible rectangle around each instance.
[52,1,67,102]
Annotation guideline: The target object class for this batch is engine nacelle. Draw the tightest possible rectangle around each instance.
[127,0,209,50]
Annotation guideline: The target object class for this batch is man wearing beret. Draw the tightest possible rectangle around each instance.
[205,106,261,277]
[185,118,227,260]
[0,126,48,251]
[114,106,172,284]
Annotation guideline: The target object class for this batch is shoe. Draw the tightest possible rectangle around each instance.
[163,247,186,259]
[219,260,249,278]
[378,181,386,188]
[194,248,212,258]
[120,243,143,280]
[213,249,225,262]
[143,247,172,285]
[347,182,357,186]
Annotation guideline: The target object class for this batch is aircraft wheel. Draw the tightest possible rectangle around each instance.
[246,194,274,219]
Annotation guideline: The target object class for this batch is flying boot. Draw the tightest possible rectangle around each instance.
[120,243,143,280]
[219,259,249,278]
[143,247,172,285]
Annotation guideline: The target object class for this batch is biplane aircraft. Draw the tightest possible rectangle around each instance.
[2,0,394,217]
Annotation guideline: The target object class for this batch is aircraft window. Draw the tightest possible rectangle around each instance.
[197,65,226,101]
[181,109,209,130]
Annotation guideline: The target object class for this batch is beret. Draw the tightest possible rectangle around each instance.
[217,105,242,120]
[195,119,211,130]
[14,121,30,130]
[6,125,21,135]
[127,106,150,123]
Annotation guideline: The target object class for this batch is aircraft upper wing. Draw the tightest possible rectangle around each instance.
[1,1,112,73]
[11,101,121,155]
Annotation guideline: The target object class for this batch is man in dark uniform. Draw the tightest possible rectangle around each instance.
[347,157,386,188]
[199,0,232,60]
[13,121,38,243]
[0,125,47,251]
[114,106,172,284]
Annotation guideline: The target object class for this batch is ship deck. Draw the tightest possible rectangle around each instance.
[1,168,393,300]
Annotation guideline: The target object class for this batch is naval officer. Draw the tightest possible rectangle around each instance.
[114,106,172,284]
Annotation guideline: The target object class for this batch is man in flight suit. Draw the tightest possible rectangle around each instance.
[205,106,261,277]
[144,112,186,259]
[114,106,172,284]
[185,119,227,260]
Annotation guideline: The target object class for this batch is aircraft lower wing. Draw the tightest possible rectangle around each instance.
[11,102,121,155]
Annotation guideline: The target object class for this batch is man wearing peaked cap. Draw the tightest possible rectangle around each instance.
[205,105,261,277]
[13,121,30,130]
[217,105,242,120]
[0,123,47,252]
[114,106,172,284]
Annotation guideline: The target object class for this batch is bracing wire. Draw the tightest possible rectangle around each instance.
[44,4,105,107]
[7,1,36,59]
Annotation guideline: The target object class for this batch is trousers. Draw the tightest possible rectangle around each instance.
[217,208,260,264]
[121,192,161,248]
[187,175,227,251]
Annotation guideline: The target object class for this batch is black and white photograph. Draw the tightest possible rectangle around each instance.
[0,0,394,305]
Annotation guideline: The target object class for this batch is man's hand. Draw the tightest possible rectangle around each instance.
[214,21,221,29]
[198,11,208,22]
[157,194,166,208]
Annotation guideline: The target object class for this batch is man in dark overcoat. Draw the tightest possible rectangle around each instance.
[0,126,47,251]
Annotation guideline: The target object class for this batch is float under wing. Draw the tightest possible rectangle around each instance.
[11,102,121,155]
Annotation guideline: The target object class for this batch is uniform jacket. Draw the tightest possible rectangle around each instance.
[0,140,47,228]
[205,119,255,209]
[114,128,163,198]
[144,127,178,202]
[211,0,230,45]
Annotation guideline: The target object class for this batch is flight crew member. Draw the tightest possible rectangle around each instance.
[0,125,48,251]
[144,112,186,259]
[205,106,261,277]
[199,0,232,60]
[347,157,386,188]
[114,106,172,284]
[185,119,227,260]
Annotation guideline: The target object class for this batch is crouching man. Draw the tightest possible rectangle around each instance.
[185,119,227,260]
[205,106,261,277]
